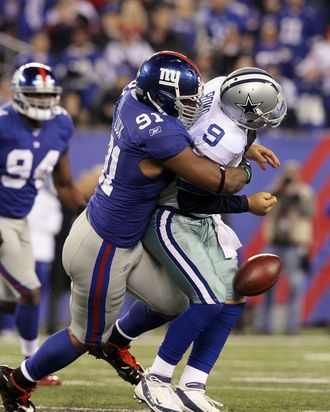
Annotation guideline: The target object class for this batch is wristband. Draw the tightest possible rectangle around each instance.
[241,165,252,183]
[216,165,226,194]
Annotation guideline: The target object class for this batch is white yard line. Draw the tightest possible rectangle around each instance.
[231,376,330,384]
[304,353,330,361]
[38,407,149,412]
[220,385,330,394]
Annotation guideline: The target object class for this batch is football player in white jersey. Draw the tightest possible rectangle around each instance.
[107,67,286,412]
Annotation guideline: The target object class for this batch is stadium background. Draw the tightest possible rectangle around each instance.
[0,0,329,330]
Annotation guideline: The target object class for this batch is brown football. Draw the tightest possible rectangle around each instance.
[233,253,282,296]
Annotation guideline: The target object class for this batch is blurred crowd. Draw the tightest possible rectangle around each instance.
[0,0,329,129]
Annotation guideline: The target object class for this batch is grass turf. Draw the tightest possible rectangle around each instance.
[1,328,329,411]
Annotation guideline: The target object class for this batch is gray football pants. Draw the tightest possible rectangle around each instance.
[62,210,189,346]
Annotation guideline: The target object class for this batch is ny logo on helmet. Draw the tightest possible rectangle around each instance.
[159,68,180,88]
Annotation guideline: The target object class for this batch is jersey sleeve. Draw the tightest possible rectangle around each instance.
[143,119,192,159]
[177,189,249,214]
[56,108,75,149]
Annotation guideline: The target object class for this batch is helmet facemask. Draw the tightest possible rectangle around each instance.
[146,85,204,129]
[13,90,61,121]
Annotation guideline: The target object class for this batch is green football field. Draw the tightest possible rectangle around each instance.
[1,328,330,412]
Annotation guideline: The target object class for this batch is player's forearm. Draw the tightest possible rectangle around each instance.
[161,147,248,194]
[222,166,249,194]
[177,190,249,214]
[55,182,86,212]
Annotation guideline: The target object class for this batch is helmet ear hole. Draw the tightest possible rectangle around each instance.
[135,51,204,128]
[11,62,62,121]
[220,67,287,130]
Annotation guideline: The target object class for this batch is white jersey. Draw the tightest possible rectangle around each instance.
[159,76,248,208]
[158,76,249,258]
[191,76,247,167]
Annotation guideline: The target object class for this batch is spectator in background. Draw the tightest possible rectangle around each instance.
[296,24,330,126]
[212,26,245,75]
[15,30,56,69]
[171,0,200,57]
[255,160,315,335]
[198,0,248,51]
[95,3,122,48]
[254,19,292,78]
[95,67,132,125]
[147,3,189,56]
[103,0,154,83]
[294,68,327,129]
[15,0,53,42]
[56,26,107,125]
[277,0,325,71]
[266,64,298,128]
[44,0,99,54]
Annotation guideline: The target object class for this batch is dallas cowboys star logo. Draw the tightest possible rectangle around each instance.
[236,94,262,114]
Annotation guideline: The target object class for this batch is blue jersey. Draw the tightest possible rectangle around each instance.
[88,87,192,247]
[0,103,74,218]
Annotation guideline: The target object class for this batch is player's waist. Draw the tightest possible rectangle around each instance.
[156,205,210,220]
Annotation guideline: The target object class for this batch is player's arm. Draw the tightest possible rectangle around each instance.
[52,151,86,212]
[158,146,249,195]
[177,190,277,216]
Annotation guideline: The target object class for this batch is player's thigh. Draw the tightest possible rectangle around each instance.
[207,230,242,301]
[63,211,142,345]
[143,208,227,304]
[0,217,39,298]
[127,247,189,316]
[0,277,16,302]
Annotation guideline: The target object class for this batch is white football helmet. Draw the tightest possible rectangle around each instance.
[11,62,62,121]
[220,67,287,130]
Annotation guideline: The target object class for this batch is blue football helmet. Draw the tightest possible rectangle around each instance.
[11,62,62,121]
[136,51,204,128]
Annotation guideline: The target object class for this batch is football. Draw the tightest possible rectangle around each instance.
[233,253,282,296]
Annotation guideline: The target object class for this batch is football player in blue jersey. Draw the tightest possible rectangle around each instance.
[0,62,85,402]
[0,51,254,412]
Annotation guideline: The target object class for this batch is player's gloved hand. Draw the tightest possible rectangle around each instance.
[247,192,277,215]
[240,157,252,183]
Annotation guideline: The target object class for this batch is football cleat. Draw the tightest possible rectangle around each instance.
[0,365,36,412]
[37,375,61,386]
[89,342,144,385]
[134,369,182,412]
[176,383,223,412]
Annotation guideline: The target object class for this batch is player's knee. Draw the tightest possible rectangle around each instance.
[19,288,41,305]
[68,328,88,352]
